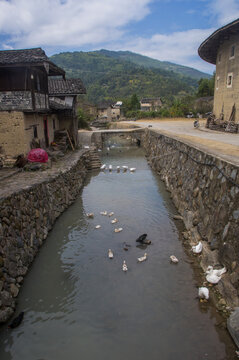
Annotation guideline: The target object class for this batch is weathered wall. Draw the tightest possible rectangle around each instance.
[0,150,89,322]
[24,113,59,150]
[0,111,59,157]
[214,33,239,122]
[0,91,32,111]
[0,111,27,156]
[143,129,239,307]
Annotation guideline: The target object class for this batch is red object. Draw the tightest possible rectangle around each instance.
[27,148,48,163]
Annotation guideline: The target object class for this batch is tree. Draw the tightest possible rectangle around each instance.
[130,94,140,110]
[197,74,215,97]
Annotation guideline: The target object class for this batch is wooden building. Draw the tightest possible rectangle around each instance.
[198,18,239,124]
[0,48,86,157]
[0,48,66,157]
[48,78,86,146]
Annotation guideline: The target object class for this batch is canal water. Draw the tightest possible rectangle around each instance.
[0,137,236,360]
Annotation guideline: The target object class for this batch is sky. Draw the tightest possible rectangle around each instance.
[0,0,239,74]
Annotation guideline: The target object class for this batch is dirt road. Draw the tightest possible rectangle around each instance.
[126,118,239,166]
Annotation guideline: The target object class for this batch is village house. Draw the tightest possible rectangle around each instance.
[48,78,86,146]
[0,47,86,158]
[140,97,162,112]
[97,103,113,122]
[111,101,122,120]
[198,18,239,124]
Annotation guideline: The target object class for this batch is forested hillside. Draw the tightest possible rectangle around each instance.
[96,50,211,80]
[51,51,200,104]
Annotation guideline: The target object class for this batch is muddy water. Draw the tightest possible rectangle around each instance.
[0,137,236,360]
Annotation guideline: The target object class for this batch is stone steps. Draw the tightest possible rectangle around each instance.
[86,148,102,170]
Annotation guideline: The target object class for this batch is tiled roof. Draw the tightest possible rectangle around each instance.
[0,47,49,64]
[48,78,86,95]
[141,97,161,103]
[0,47,65,76]
[198,18,239,64]
[97,102,112,109]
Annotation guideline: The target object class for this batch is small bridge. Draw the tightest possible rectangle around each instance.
[78,128,144,148]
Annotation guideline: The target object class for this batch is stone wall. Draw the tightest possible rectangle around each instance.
[0,91,32,111]
[143,129,239,308]
[0,150,90,322]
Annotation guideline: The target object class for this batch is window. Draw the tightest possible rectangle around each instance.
[227,73,233,88]
[33,125,38,138]
[230,45,235,59]
[216,76,220,90]
[36,75,40,91]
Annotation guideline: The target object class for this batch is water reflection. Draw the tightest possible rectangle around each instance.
[0,136,236,360]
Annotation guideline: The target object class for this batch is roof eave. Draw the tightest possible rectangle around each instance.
[198,18,239,64]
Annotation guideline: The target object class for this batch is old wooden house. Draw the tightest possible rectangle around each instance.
[198,18,239,124]
[0,48,67,157]
[0,47,86,158]
[48,78,86,145]
[140,98,162,112]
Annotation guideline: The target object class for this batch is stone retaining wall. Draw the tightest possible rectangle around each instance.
[0,150,90,323]
[143,129,239,308]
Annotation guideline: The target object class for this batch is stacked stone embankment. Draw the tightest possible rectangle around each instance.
[143,129,239,308]
[0,149,91,323]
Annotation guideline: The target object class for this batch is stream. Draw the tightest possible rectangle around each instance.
[0,136,236,360]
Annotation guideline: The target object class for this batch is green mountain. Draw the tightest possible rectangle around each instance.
[96,49,211,80]
[50,50,201,104]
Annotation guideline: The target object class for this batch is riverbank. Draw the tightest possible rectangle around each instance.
[0,149,91,322]
[142,128,239,312]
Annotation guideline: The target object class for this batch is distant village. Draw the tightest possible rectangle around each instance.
[0,18,239,163]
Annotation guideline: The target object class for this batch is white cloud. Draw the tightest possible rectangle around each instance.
[207,0,239,26]
[112,28,216,73]
[0,0,152,48]
[0,0,232,74]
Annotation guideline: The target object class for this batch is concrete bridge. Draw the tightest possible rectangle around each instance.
[78,128,144,148]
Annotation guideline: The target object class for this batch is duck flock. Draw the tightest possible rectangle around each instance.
[189,240,227,301]
[86,210,151,272]
[86,209,227,302]
[100,164,136,172]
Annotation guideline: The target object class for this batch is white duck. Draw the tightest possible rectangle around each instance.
[122,260,128,272]
[122,166,128,172]
[198,287,209,300]
[137,253,147,262]
[130,168,136,172]
[206,266,226,277]
[114,228,123,233]
[170,255,179,264]
[100,211,108,216]
[86,212,94,218]
[100,164,106,170]
[108,249,114,259]
[95,225,101,229]
[192,241,203,254]
[109,165,112,171]
[108,212,114,217]
[116,166,120,172]
[111,218,118,224]
[206,268,222,284]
